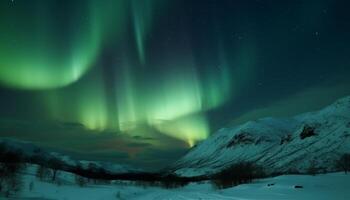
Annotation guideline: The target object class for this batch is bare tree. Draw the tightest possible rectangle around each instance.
[307,160,318,176]
[75,174,88,187]
[0,149,25,197]
[212,162,265,189]
[337,153,350,174]
[47,158,63,182]
[36,165,51,181]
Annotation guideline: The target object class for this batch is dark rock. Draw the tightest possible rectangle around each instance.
[299,125,317,140]
[280,134,292,145]
[226,132,255,148]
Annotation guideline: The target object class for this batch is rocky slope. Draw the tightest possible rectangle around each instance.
[171,96,350,177]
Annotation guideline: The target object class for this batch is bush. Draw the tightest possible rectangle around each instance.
[0,149,25,197]
[336,153,350,174]
[36,165,52,181]
[307,160,318,176]
[159,174,189,189]
[286,168,301,175]
[29,181,34,191]
[212,162,265,189]
[75,175,88,187]
[47,158,63,182]
[0,169,23,197]
[130,173,190,189]
[94,179,111,185]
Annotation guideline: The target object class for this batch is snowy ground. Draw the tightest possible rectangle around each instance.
[5,166,350,200]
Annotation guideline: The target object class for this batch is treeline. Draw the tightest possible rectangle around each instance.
[211,162,265,189]
[2,140,350,198]
[70,165,207,189]
[0,146,25,197]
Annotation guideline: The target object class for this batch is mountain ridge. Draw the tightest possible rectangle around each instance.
[171,95,350,177]
[0,137,142,174]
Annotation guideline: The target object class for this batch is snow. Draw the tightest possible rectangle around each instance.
[172,96,350,177]
[10,165,350,200]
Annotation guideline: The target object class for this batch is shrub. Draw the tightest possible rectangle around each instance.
[212,162,265,189]
[0,150,25,197]
[115,191,122,199]
[336,153,350,174]
[286,168,301,175]
[307,160,318,176]
[75,175,88,187]
[94,179,111,185]
[159,174,189,189]
[36,165,52,181]
[29,181,34,191]
[47,158,63,182]
[0,170,23,197]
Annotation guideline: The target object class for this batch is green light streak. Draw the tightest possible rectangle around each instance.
[27,1,257,146]
[151,114,209,147]
[43,57,238,145]
[0,1,125,90]
[116,63,140,132]
[130,0,168,65]
[131,0,153,65]
[145,66,203,121]
[77,80,109,131]
[44,68,112,131]
[133,12,146,65]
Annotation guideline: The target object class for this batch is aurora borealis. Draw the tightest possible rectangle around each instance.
[0,0,237,147]
[1,0,350,169]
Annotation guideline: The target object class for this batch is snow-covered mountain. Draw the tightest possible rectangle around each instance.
[0,138,141,174]
[171,95,350,177]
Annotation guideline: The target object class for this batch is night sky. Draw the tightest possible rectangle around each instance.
[1,0,350,170]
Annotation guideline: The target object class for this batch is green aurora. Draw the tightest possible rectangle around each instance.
[0,0,255,146]
[0,0,123,89]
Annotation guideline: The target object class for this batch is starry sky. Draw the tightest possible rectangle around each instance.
[1,0,350,170]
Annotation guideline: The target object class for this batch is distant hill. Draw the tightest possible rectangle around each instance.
[0,138,142,175]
